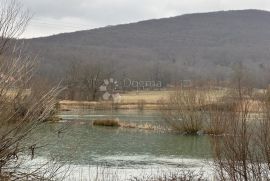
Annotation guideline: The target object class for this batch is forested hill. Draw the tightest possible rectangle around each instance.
[26,9,270,87]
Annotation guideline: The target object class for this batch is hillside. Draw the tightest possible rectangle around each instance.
[26,10,270,87]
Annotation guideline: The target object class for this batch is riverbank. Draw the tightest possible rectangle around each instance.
[59,100,163,110]
[58,89,264,112]
[59,90,171,110]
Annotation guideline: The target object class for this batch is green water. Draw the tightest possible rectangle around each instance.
[31,109,212,179]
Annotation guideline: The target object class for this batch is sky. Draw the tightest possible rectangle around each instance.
[21,0,270,38]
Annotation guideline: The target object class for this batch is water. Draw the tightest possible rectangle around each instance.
[31,109,213,180]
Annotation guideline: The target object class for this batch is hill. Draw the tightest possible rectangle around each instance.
[26,9,270,87]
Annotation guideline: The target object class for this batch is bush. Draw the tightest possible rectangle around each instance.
[211,87,270,180]
[93,119,121,127]
[161,88,206,134]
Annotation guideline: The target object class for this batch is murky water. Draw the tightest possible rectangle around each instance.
[31,109,213,180]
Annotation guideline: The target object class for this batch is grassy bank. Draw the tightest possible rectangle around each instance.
[59,90,171,110]
[59,89,264,112]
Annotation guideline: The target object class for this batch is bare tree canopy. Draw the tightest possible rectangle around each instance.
[0,1,63,179]
[0,0,30,54]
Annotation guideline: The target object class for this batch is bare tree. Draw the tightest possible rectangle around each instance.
[81,63,108,101]
[0,0,30,54]
[64,61,81,100]
[210,70,270,180]
[64,61,115,101]
[0,0,64,179]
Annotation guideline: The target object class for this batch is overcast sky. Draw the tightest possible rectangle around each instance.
[22,0,270,38]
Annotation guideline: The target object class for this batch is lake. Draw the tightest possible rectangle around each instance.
[31,109,213,180]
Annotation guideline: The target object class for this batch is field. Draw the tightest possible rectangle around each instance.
[59,89,228,110]
[59,90,170,110]
[120,90,171,103]
[58,88,267,112]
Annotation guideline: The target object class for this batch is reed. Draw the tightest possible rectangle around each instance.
[92,120,121,127]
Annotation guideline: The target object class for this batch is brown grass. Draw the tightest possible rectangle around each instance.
[58,89,229,111]
[120,90,171,104]
[92,119,161,131]
[58,87,267,111]
[121,122,158,131]
[92,120,121,127]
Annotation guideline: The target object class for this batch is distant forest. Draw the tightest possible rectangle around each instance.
[23,9,270,99]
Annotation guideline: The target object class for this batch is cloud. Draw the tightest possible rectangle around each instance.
[21,0,270,38]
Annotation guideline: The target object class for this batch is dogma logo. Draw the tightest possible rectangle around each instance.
[99,78,121,102]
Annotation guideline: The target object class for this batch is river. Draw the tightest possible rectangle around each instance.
[30,109,213,180]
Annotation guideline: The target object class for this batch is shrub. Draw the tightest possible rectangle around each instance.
[161,88,206,134]
[93,119,121,127]
[210,87,270,180]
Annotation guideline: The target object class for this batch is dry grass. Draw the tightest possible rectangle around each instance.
[133,170,206,181]
[92,120,121,127]
[58,89,228,111]
[58,91,170,110]
[92,119,161,131]
[59,100,161,110]
[121,122,158,131]
[120,90,171,104]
